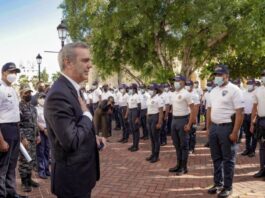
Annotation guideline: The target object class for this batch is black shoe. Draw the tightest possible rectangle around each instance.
[143,137,149,140]
[21,178,32,193]
[168,164,181,173]
[207,184,223,194]
[253,169,265,178]
[146,155,154,161]
[217,188,232,198]
[161,142,167,146]
[204,142,209,147]
[131,147,139,152]
[241,150,249,156]
[29,179,39,188]
[39,173,48,179]
[122,139,128,143]
[150,156,159,163]
[46,171,51,177]
[117,138,124,143]
[128,146,134,151]
[175,168,188,176]
[248,152,255,157]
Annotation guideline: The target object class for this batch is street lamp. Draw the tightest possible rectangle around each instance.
[57,20,67,48]
[36,54,42,82]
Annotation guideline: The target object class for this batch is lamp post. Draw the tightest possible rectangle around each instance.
[57,20,67,48]
[36,54,42,82]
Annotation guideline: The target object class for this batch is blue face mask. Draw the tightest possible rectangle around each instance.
[206,86,212,92]
[261,76,265,84]
[128,89,133,95]
[174,82,181,90]
[214,77,224,87]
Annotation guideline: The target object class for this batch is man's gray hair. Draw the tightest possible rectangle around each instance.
[58,42,89,70]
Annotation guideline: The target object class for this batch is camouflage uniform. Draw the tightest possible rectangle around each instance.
[18,101,39,179]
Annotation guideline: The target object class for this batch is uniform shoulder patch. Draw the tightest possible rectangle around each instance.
[222,90,228,96]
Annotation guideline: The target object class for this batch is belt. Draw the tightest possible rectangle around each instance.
[148,113,159,116]
[173,115,189,119]
[244,114,251,116]
[0,122,18,126]
[212,122,232,126]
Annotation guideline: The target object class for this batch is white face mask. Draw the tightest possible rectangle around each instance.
[140,89,145,94]
[148,90,154,96]
[128,89,133,95]
[194,84,199,88]
[214,76,224,87]
[120,88,125,94]
[38,98,45,106]
[247,85,254,91]
[174,82,181,90]
[185,86,191,91]
[262,76,265,84]
[6,74,17,83]
[206,86,212,92]
[91,85,97,90]
[164,88,169,92]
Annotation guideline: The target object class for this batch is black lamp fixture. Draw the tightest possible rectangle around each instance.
[36,53,42,82]
[57,20,67,48]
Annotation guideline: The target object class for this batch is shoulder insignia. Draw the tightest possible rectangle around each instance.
[222,90,228,96]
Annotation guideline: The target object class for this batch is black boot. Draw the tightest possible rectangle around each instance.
[21,177,32,192]
[253,168,265,178]
[146,154,154,161]
[28,173,39,188]
[150,153,159,163]
[168,160,181,172]
[176,160,188,176]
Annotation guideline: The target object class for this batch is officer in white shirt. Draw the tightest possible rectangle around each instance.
[101,84,113,136]
[207,64,244,197]
[185,80,200,154]
[117,84,130,143]
[113,88,121,130]
[158,84,170,146]
[138,85,149,140]
[167,75,195,176]
[250,69,265,178]
[165,84,173,136]
[145,84,163,163]
[194,81,203,125]
[125,83,141,152]
[241,79,257,157]
[0,63,28,198]
[89,81,102,114]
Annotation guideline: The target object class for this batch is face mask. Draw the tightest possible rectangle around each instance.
[120,89,125,94]
[6,74,17,83]
[247,85,254,91]
[140,89,145,94]
[185,86,191,91]
[23,95,32,102]
[91,85,97,90]
[128,89,133,95]
[38,98,45,106]
[194,84,199,88]
[174,82,181,90]
[261,76,265,84]
[214,77,224,87]
[164,88,169,92]
[148,90,154,96]
[206,86,212,92]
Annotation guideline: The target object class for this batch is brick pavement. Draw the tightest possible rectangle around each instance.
[16,128,265,198]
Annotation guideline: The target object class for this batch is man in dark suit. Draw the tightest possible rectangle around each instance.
[44,42,106,198]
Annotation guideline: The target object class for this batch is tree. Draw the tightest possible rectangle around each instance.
[60,0,265,81]
[18,74,29,85]
[51,71,61,82]
[40,68,49,83]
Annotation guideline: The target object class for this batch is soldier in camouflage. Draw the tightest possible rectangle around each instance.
[18,85,40,192]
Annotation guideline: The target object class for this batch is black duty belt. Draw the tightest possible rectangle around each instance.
[173,115,189,119]
[148,113,159,116]
[212,122,232,126]
[0,122,18,126]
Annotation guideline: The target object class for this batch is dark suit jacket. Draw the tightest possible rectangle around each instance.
[44,75,100,197]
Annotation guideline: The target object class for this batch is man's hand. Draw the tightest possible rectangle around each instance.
[36,136,41,145]
[250,124,255,134]
[229,132,238,143]
[96,135,107,151]
[21,138,29,150]
[184,124,191,133]
[135,118,140,124]
[156,123,162,130]
[79,97,89,112]
[44,129,48,136]
[0,140,9,152]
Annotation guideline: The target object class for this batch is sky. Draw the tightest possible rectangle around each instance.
[0,0,65,78]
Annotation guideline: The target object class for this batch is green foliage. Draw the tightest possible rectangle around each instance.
[60,0,265,82]
[18,75,29,85]
[40,68,49,83]
[51,71,61,82]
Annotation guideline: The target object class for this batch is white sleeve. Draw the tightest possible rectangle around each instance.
[186,92,193,105]
[253,90,258,104]
[207,93,212,108]
[158,97,164,108]
[192,93,200,105]
[232,88,245,109]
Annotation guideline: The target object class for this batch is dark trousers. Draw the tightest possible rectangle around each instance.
[167,113,172,135]
[119,106,130,140]
[140,109,148,138]
[92,103,98,116]
[147,114,160,156]
[189,125,196,151]
[0,124,19,198]
[107,114,112,136]
[209,123,236,190]
[243,114,257,153]
[160,112,167,144]
[258,141,265,169]
[197,105,201,124]
[37,131,50,176]
[58,191,91,198]
[171,117,190,163]
[113,105,121,128]
[128,108,140,148]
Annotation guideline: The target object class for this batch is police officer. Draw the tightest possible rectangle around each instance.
[89,81,102,115]
[19,85,40,192]
[101,84,112,137]
[0,63,28,198]
[185,80,200,154]
[168,75,195,176]
[139,85,149,140]
[250,69,265,178]
[145,84,163,163]
[194,80,203,125]
[126,83,141,152]
[113,88,121,130]
[241,79,257,157]
[117,84,130,143]
[207,64,244,197]
[159,84,170,146]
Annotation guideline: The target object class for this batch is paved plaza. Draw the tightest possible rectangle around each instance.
[17,128,265,198]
